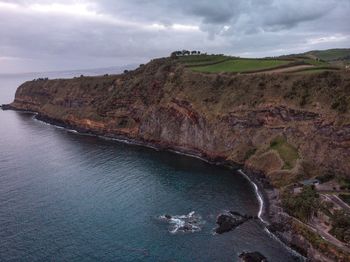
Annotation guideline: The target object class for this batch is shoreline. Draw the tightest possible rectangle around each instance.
[2,106,305,259]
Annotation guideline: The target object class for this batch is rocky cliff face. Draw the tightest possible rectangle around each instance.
[7,58,350,186]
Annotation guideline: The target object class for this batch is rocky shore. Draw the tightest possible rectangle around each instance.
[2,57,349,261]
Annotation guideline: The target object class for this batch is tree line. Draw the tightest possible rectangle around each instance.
[171,50,202,57]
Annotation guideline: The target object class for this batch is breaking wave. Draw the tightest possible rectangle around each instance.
[159,211,205,234]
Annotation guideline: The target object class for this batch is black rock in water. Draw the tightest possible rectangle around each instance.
[215,211,252,234]
[0,104,13,110]
[239,252,267,262]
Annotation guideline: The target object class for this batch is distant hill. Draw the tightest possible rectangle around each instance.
[304,48,350,62]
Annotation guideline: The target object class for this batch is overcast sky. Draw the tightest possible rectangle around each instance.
[0,0,349,73]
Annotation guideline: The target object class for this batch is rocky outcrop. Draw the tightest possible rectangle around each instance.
[239,252,267,262]
[215,211,256,234]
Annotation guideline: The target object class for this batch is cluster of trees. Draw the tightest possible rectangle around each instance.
[34,77,49,81]
[171,50,201,57]
[282,186,320,222]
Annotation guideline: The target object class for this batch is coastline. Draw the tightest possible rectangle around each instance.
[1,106,305,260]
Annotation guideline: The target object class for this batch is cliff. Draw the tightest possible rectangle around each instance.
[6,58,350,186]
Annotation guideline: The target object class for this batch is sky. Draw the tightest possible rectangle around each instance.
[0,0,349,73]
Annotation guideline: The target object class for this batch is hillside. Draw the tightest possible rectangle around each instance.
[305,48,350,62]
[2,56,350,261]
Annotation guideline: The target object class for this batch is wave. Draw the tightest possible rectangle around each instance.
[159,211,204,234]
[237,169,266,224]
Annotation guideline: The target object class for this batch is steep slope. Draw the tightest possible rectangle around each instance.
[6,58,350,185]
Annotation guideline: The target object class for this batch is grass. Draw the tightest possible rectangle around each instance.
[270,136,299,169]
[177,55,230,66]
[191,59,290,73]
[304,59,328,66]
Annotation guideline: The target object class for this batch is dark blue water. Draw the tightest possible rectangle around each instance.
[0,73,299,261]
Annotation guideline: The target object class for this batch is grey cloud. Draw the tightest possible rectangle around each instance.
[0,0,349,73]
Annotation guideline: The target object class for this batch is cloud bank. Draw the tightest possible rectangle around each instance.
[0,0,349,73]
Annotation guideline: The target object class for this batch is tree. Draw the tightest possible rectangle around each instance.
[170,51,183,58]
[170,51,178,58]
[282,186,320,222]
[182,50,190,56]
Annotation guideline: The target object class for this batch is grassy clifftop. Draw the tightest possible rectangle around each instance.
[175,48,349,74]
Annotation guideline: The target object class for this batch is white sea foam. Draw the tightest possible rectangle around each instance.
[238,169,305,260]
[238,169,265,224]
[159,211,204,234]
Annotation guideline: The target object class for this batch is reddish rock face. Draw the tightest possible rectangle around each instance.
[7,58,350,185]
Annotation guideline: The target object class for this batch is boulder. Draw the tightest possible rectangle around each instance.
[239,252,267,262]
[215,212,251,234]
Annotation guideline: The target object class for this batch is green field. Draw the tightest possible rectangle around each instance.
[190,59,290,73]
[177,55,230,66]
[176,50,345,74]
[304,58,328,66]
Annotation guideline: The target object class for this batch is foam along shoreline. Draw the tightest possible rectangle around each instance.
[238,169,266,224]
[238,169,305,259]
[4,108,304,259]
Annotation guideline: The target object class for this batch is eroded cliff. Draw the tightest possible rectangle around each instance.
[7,58,350,187]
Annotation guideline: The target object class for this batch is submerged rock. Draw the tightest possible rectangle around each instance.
[215,211,255,234]
[239,252,267,262]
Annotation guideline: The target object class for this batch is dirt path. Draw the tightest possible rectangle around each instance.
[249,65,315,74]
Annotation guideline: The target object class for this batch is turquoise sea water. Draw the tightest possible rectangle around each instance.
[0,72,300,261]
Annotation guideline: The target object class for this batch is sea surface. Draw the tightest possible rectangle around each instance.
[0,70,299,261]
